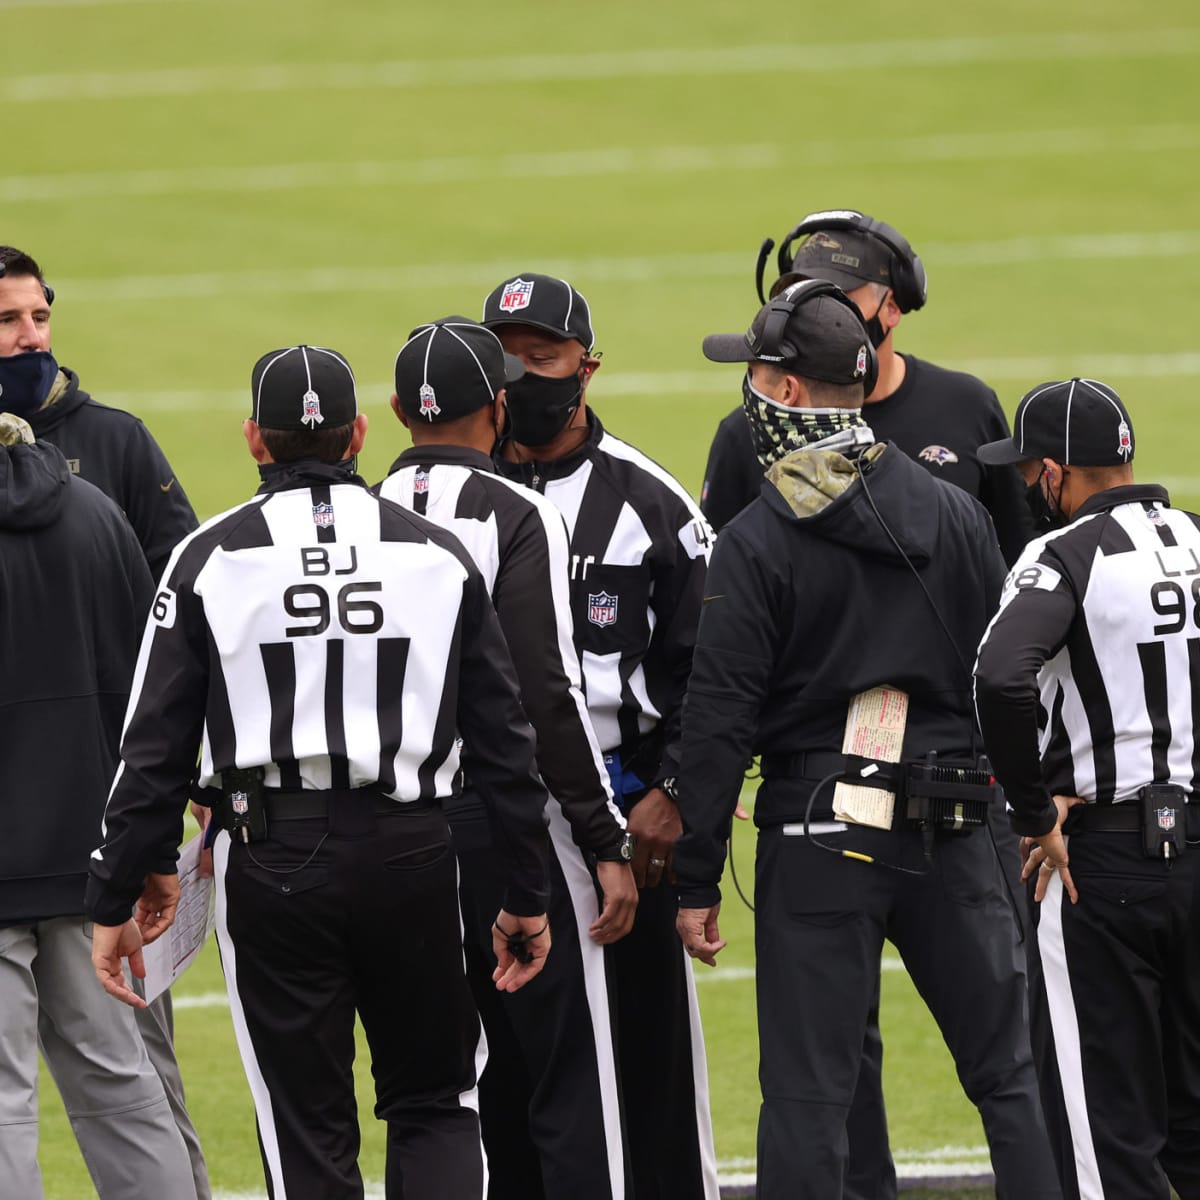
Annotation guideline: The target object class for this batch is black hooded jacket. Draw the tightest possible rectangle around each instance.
[29,369,198,581]
[674,440,1007,907]
[0,439,153,925]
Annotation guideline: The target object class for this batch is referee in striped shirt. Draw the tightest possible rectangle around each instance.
[85,345,553,1200]
[483,275,719,1200]
[975,378,1200,1200]
[377,316,637,1199]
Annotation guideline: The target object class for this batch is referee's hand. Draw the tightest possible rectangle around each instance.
[491,910,552,993]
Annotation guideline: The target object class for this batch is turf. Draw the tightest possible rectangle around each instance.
[11,0,1200,1193]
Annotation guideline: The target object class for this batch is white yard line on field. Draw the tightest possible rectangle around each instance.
[5,30,1200,102]
[99,352,1200,415]
[6,124,1199,201]
[174,957,908,1010]
[209,1144,994,1197]
[47,232,1200,305]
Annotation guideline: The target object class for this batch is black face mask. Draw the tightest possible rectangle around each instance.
[504,370,582,448]
[863,292,889,350]
[1024,466,1067,533]
[0,351,59,418]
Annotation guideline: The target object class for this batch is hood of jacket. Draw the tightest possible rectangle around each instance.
[761,441,939,566]
[0,429,70,531]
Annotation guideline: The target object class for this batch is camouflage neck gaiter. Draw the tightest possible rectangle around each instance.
[742,371,868,468]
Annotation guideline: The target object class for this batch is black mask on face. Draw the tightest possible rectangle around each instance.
[504,369,582,448]
[0,351,59,418]
[1024,465,1067,533]
[863,291,889,350]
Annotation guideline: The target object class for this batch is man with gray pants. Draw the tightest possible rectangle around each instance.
[0,411,194,1197]
[0,243,209,1197]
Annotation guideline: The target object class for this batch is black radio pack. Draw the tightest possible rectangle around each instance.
[221,766,268,844]
[1138,784,1188,861]
[895,753,995,834]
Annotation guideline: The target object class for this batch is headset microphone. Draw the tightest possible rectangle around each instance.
[754,237,775,305]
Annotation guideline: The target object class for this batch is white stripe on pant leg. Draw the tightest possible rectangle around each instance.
[213,832,289,1199]
[1039,870,1104,1198]
[680,941,721,1199]
[547,804,626,1199]
[452,850,490,1193]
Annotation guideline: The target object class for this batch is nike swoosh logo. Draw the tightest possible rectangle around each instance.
[160,479,176,493]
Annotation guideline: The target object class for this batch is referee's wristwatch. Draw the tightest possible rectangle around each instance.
[596,831,637,863]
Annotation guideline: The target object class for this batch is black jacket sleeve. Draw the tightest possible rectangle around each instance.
[651,502,713,787]
[974,544,1078,837]
[974,392,1034,567]
[492,503,625,854]
[700,407,762,533]
[673,526,779,907]
[455,562,553,916]
[86,537,211,926]
[118,419,200,582]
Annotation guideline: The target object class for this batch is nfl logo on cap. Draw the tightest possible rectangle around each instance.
[499,278,535,313]
[855,345,867,379]
[301,388,323,428]
[418,384,441,419]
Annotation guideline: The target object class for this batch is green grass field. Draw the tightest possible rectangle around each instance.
[10,0,1200,1193]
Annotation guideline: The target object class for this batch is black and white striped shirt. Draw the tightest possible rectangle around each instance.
[496,413,713,789]
[975,483,1200,837]
[86,463,550,924]
[377,444,625,854]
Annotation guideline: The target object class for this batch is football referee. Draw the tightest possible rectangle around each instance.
[378,316,637,1199]
[975,378,1200,1200]
[85,345,553,1200]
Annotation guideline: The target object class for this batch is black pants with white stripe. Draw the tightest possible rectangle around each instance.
[753,822,1060,1200]
[1029,816,1200,1200]
[608,859,719,1198]
[450,794,630,1200]
[213,801,485,1200]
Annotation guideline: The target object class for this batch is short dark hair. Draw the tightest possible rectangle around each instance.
[260,423,355,464]
[760,364,865,409]
[0,246,45,282]
[799,376,865,409]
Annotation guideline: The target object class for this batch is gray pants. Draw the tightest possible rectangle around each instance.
[0,917,196,1200]
[134,987,211,1199]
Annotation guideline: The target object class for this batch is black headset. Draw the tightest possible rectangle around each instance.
[754,209,927,314]
[0,261,54,306]
[752,277,879,397]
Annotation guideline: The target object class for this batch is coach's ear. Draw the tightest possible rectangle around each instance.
[244,418,271,464]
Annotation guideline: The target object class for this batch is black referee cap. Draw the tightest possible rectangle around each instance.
[251,345,357,431]
[481,274,595,350]
[394,317,524,424]
[977,378,1135,467]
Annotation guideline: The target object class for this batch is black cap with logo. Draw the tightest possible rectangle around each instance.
[976,378,1135,467]
[481,273,595,350]
[781,229,893,295]
[395,317,525,424]
[702,281,873,386]
[251,345,358,431]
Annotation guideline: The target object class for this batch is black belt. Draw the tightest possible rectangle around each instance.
[260,788,432,821]
[1067,803,1148,833]
[760,750,884,781]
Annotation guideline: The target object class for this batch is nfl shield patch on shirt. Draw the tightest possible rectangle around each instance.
[588,591,618,627]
